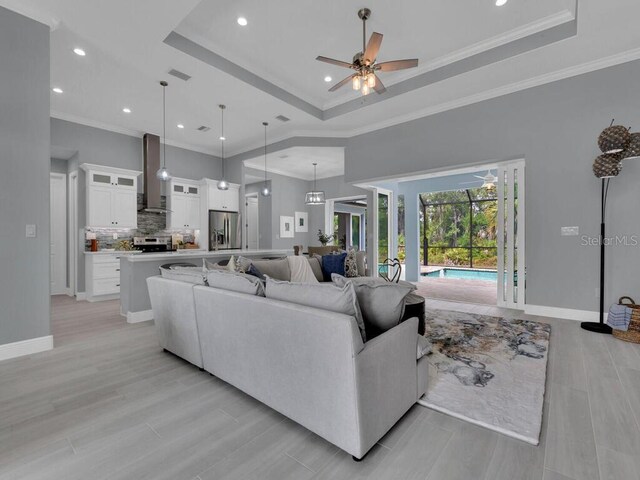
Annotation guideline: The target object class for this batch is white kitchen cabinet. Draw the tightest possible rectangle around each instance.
[85,253,122,301]
[81,164,140,229]
[167,178,201,229]
[207,182,240,212]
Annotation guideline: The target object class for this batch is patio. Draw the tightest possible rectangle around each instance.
[413,265,497,306]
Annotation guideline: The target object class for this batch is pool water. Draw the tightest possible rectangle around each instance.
[423,268,498,281]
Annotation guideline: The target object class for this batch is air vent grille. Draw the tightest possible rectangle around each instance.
[197,126,211,132]
[168,68,192,81]
[275,115,290,122]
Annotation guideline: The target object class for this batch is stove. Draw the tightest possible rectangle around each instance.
[133,236,171,253]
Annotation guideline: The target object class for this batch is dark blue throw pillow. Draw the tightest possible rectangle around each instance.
[246,263,265,281]
[321,253,347,281]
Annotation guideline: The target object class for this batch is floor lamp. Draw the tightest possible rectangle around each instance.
[581,124,640,334]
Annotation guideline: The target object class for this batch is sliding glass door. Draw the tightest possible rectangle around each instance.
[497,160,525,308]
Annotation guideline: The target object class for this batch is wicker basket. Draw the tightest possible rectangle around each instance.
[613,297,640,344]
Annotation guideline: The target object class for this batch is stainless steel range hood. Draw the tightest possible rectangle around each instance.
[141,133,167,213]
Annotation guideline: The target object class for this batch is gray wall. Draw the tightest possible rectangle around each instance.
[0,7,50,346]
[50,157,68,174]
[345,59,640,312]
[244,167,313,250]
[51,118,223,292]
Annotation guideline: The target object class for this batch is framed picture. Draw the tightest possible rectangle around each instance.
[295,211,308,233]
[280,216,294,238]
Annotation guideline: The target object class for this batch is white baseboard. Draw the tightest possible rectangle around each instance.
[0,335,54,362]
[524,304,607,322]
[126,309,154,324]
[76,292,86,301]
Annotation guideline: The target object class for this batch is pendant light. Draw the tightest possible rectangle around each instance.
[217,104,229,190]
[305,163,326,205]
[156,81,171,181]
[260,122,271,197]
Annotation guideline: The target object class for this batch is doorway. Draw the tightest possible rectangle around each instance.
[245,194,259,250]
[50,173,67,295]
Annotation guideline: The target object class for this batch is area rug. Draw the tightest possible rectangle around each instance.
[417,309,551,445]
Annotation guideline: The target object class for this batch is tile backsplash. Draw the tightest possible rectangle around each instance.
[85,194,198,251]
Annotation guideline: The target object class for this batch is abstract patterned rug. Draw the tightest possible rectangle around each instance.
[417,309,551,445]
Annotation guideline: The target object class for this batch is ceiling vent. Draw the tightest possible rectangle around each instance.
[279,154,289,159]
[168,68,192,81]
[275,115,290,122]
[197,125,211,132]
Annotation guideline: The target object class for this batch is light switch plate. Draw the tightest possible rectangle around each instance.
[113,233,118,240]
[561,226,579,236]
[25,224,36,238]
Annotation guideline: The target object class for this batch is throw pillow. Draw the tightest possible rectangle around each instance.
[246,263,265,280]
[265,277,366,342]
[251,258,291,281]
[206,269,265,296]
[287,256,319,283]
[332,274,415,338]
[417,335,433,359]
[307,256,324,282]
[321,252,347,281]
[344,249,358,278]
[159,266,206,285]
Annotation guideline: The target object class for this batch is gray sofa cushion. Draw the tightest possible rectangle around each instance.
[332,275,415,337]
[251,258,291,281]
[265,277,366,342]
[159,266,206,285]
[206,269,265,296]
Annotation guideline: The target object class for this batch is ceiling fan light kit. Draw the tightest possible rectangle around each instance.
[317,7,418,96]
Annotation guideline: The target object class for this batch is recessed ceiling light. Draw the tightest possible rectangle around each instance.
[122,107,131,113]
[324,76,332,83]
[237,17,248,26]
[73,48,86,56]
[495,0,508,6]
[52,87,63,94]
[219,136,226,141]
[177,124,184,129]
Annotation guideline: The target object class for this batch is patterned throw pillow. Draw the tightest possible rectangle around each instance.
[344,249,358,278]
[228,255,252,273]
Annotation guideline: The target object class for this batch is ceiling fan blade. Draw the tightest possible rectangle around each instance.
[329,75,355,92]
[316,56,353,69]
[363,32,383,64]
[376,59,419,72]
[474,175,486,180]
[373,74,386,94]
[460,181,483,185]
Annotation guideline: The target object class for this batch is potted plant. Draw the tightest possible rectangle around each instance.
[317,229,334,246]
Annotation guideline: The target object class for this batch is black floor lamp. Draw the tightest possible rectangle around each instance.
[581,122,640,334]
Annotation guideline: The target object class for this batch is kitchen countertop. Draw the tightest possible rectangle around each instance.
[122,249,291,262]
[84,251,142,255]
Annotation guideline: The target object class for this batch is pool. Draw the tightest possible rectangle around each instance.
[422,268,498,281]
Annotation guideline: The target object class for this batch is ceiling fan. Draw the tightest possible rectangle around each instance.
[316,8,418,96]
[461,170,498,189]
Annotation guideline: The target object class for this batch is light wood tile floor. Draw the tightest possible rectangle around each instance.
[1,296,639,479]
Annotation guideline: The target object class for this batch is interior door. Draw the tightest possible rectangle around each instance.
[246,196,259,249]
[497,160,525,309]
[50,173,67,295]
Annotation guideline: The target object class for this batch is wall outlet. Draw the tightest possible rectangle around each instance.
[113,233,118,240]
[25,224,36,238]
[561,226,579,236]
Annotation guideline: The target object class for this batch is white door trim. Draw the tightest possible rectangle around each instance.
[50,173,67,296]
[244,193,259,250]
[68,171,78,296]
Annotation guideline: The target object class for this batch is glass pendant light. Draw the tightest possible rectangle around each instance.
[260,122,271,197]
[156,81,171,181]
[367,73,376,88]
[361,82,370,96]
[352,75,361,91]
[217,104,229,190]
[305,163,326,205]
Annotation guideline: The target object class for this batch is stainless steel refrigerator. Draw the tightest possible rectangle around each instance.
[208,210,242,250]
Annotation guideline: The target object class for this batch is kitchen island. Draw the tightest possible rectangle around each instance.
[119,249,291,323]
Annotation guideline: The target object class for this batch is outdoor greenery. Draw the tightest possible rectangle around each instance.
[397,188,499,268]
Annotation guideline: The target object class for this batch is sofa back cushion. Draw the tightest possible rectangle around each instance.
[307,257,324,282]
[251,258,291,281]
[206,269,265,296]
[265,277,366,342]
[332,275,415,338]
[159,266,206,285]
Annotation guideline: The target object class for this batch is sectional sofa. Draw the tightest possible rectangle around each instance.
[147,266,428,460]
